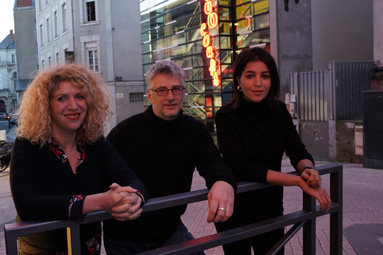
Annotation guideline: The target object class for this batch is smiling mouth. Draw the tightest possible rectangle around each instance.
[65,114,80,120]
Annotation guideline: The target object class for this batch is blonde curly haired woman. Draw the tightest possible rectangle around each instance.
[10,64,147,255]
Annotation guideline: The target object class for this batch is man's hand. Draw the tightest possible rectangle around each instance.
[206,181,234,223]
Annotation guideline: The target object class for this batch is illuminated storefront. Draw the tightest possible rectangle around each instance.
[140,0,270,130]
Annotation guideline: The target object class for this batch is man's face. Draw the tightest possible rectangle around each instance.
[147,74,185,121]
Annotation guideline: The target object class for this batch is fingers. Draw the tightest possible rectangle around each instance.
[315,188,332,213]
[213,205,232,223]
[109,183,120,190]
[206,181,234,223]
[112,208,143,221]
[302,169,322,188]
[110,194,143,221]
[109,184,137,194]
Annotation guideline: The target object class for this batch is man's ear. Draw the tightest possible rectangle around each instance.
[147,88,152,104]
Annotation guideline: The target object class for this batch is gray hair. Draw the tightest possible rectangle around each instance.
[145,59,186,88]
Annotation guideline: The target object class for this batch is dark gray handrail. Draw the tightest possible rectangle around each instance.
[4,163,343,255]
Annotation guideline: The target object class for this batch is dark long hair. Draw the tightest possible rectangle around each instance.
[229,47,280,110]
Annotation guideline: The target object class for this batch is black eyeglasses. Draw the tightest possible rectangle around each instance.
[150,86,185,96]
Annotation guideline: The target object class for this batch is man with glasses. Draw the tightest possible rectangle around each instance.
[103,59,236,254]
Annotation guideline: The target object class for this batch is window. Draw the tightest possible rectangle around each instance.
[11,54,15,63]
[13,72,17,90]
[39,24,44,47]
[48,56,52,66]
[83,0,97,23]
[41,59,45,69]
[54,11,58,38]
[129,92,144,103]
[62,3,67,32]
[46,18,50,43]
[84,41,99,71]
[56,52,60,64]
[87,49,98,72]
[38,0,42,12]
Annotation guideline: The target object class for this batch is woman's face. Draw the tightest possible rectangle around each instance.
[50,81,88,137]
[237,60,271,103]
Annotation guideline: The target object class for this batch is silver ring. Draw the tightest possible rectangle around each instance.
[218,207,225,212]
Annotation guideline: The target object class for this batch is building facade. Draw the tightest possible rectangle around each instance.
[14,0,39,100]
[0,31,17,114]
[140,0,271,131]
[139,0,373,134]
[34,0,145,128]
[35,0,75,68]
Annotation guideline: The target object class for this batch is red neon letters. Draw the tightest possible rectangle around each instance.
[200,0,220,87]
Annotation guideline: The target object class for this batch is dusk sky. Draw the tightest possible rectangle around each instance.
[0,1,15,41]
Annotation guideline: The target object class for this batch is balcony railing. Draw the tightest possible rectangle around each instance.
[4,163,343,255]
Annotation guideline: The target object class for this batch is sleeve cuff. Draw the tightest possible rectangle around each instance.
[68,194,86,222]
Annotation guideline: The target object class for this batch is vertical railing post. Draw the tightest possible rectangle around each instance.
[330,165,343,254]
[66,221,82,254]
[4,228,18,255]
[302,192,316,254]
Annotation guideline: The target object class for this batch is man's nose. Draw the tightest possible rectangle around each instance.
[165,89,175,99]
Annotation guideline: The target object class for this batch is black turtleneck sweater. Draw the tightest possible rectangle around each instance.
[103,106,236,242]
[215,100,314,218]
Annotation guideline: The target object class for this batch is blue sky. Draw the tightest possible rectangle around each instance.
[0,1,15,41]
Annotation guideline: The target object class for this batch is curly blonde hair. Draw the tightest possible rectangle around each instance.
[17,64,112,146]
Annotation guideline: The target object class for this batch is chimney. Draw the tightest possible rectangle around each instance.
[10,30,14,43]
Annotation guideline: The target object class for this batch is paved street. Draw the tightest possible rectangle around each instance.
[1,149,383,254]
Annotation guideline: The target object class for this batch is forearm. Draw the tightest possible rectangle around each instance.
[266,170,303,187]
[297,159,314,173]
[82,193,107,215]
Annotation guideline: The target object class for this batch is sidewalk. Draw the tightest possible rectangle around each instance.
[1,160,383,254]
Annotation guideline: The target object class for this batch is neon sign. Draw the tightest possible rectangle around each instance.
[200,0,220,87]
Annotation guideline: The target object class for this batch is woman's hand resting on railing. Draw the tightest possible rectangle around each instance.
[266,170,332,213]
[298,178,332,213]
[83,183,143,221]
[108,183,143,221]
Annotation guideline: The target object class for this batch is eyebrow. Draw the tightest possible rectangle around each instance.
[244,70,270,74]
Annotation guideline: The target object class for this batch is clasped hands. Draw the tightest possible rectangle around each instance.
[104,183,143,221]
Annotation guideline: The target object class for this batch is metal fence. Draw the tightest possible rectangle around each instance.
[4,164,343,255]
[289,61,375,121]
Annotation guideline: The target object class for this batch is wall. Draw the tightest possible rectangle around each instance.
[14,5,38,80]
[336,120,363,163]
[374,0,383,65]
[110,0,143,82]
[299,121,330,161]
[312,0,373,70]
[275,0,313,101]
[113,81,145,124]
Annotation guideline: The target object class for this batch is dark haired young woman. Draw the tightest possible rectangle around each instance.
[214,48,331,255]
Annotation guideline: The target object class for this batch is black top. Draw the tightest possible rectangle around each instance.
[104,106,236,242]
[10,136,147,252]
[215,100,314,218]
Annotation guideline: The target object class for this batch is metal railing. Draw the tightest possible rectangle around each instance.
[4,163,343,255]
